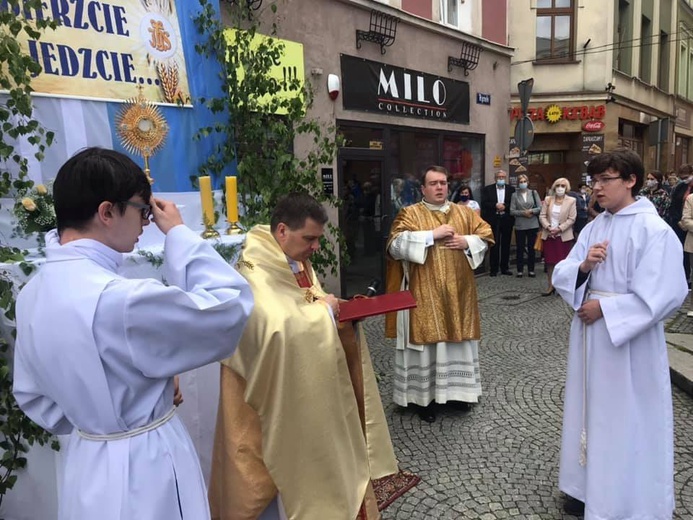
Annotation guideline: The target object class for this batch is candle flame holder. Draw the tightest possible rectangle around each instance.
[226,221,243,235]
[201,225,221,239]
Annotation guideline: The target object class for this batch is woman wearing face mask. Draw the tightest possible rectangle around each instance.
[509,174,541,277]
[638,171,671,218]
[538,178,577,296]
[453,185,481,214]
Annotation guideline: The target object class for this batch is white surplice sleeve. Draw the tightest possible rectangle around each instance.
[462,235,488,269]
[99,225,254,378]
[598,226,687,347]
[553,229,591,310]
[12,340,73,434]
[388,230,433,265]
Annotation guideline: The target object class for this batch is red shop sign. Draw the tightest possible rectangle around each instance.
[583,120,605,132]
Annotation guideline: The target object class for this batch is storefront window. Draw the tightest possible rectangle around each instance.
[442,136,483,201]
[526,151,565,164]
[339,126,384,149]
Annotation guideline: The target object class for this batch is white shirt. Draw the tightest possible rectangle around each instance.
[496,186,506,204]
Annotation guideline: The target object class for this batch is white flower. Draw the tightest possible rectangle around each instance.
[21,198,37,212]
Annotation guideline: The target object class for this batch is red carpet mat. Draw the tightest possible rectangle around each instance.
[373,470,421,511]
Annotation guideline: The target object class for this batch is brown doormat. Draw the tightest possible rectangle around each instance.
[373,470,421,511]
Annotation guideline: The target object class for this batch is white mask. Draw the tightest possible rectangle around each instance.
[554,187,566,196]
[645,179,657,189]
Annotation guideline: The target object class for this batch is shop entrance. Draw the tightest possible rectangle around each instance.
[338,152,388,298]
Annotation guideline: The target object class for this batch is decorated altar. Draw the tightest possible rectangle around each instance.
[0,192,242,520]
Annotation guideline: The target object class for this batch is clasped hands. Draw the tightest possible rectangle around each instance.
[433,224,468,250]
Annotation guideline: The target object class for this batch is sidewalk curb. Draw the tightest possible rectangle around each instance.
[666,334,693,398]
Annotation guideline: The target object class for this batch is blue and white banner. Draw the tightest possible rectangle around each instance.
[10,0,231,192]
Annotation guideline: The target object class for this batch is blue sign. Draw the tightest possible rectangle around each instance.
[476,92,491,105]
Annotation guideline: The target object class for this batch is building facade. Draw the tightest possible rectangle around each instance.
[675,0,693,169]
[509,0,678,195]
[224,0,511,295]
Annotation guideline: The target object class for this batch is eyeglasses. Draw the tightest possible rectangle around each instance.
[591,176,622,187]
[124,200,152,220]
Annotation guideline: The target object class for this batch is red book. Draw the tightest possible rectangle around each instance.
[338,290,417,322]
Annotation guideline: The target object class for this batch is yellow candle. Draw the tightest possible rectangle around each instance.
[226,176,239,222]
[198,176,215,227]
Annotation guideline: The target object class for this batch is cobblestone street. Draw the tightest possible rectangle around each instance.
[363,273,693,519]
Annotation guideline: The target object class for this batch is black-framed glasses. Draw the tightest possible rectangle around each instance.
[124,200,152,220]
[591,176,622,187]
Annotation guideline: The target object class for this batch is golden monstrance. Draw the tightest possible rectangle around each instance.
[116,92,169,184]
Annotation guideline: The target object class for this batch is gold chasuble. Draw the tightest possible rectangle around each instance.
[209,225,397,520]
[385,203,494,341]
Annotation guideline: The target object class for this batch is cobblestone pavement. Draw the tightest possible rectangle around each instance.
[362,273,693,519]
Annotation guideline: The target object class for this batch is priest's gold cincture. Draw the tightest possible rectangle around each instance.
[198,176,219,239]
[225,176,242,235]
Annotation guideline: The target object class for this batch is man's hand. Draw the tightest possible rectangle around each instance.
[443,234,469,250]
[320,294,340,319]
[151,197,184,235]
[173,375,184,407]
[579,240,609,273]
[577,299,603,325]
[432,224,455,240]
[495,203,505,212]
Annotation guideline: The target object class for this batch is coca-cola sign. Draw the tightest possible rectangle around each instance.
[583,120,605,132]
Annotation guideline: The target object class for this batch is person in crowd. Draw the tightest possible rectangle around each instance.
[667,164,693,287]
[391,177,405,217]
[453,185,481,214]
[665,172,679,193]
[209,192,397,520]
[570,183,590,236]
[587,190,604,221]
[385,165,494,423]
[553,148,687,519]
[481,169,515,276]
[510,174,541,278]
[538,178,577,296]
[680,191,693,290]
[12,147,254,520]
[638,170,671,218]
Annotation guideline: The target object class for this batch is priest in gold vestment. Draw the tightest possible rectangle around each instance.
[209,193,397,520]
[386,166,494,423]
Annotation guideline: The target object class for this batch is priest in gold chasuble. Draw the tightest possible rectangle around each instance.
[209,193,397,520]
[385,166,494,423]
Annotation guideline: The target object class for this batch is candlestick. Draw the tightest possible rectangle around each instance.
[225,176,239,222]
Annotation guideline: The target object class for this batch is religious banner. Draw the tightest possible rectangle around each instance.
[340,54,470,124]
[223,29,305,115]
[6,0,191,104]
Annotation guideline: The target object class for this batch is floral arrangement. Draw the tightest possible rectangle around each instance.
[13,183,56,236]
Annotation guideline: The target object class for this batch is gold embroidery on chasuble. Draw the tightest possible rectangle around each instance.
[388,203,493,345]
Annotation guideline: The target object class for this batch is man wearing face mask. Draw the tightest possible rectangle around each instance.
[568,183,590,237]
[667,164,693,287]
[481,170,516,276]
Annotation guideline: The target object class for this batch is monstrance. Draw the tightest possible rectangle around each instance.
[116,92,169,184]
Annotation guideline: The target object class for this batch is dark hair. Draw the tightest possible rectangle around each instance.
[647,171,663,188]
[586,148,644,196]
[679,164,693,177]
[420,165,449,186]
[270,192,328,232]
[459,185,474,200]
[53,147,152,233]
